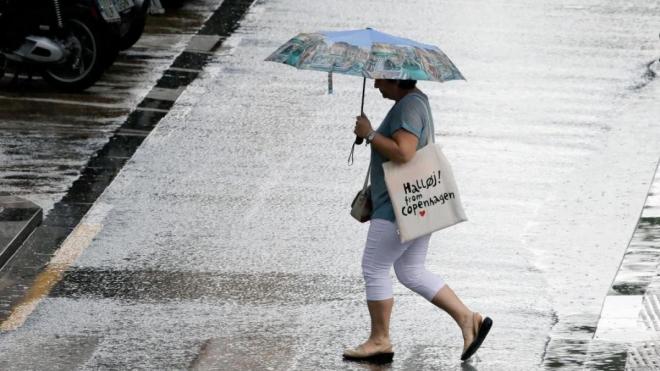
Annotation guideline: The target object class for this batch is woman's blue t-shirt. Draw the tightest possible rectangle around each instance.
[370,91,432,222]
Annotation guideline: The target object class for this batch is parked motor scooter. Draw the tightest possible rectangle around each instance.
[101,0,149,67]
[115,0,149,50]
[160,0,185,9]
[149,0,186,14]
[0,0,122,91]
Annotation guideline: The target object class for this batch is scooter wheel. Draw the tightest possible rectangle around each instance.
[0,54,6,80]
[119,3,149,51]
[161,0,185,9]
[41,16,109,92]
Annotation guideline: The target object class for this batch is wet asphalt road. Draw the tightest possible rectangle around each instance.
[1,0,660,370]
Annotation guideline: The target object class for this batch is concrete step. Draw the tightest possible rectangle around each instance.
[0,193,42,269]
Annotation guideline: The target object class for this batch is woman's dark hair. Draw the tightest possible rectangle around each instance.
[387,79,417,90]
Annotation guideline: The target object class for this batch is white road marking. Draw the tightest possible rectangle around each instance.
[0,95,128,110]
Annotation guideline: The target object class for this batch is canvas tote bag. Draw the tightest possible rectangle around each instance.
[382,95,467,243]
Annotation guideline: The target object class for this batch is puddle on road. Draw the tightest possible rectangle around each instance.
[0,99,127,120]
[189,335,296,370]
[544,338,630,370]
[583,342,628,371]
[630,59,659,91]
[543,312,598,370]
[144,9,210,34]
[49,268,363,304]
[0,334,100,371]
[608,217,660,297]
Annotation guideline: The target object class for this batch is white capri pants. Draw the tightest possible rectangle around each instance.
[362,219,446,301]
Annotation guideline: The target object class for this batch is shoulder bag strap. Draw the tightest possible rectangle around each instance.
[362,160,371,191]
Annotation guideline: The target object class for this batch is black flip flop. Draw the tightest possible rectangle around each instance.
[460,316,493,361]
[343,351,394,364]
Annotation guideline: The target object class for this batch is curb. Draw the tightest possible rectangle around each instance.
[591,156,660,369]
[0,193,43,269]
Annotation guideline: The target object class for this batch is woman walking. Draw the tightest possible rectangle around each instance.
[343,79,492,363]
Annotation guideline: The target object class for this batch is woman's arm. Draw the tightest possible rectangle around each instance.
[369,130,418,164]
[355,115,419,164]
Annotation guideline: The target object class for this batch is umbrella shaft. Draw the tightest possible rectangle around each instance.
[360,77,366,115]
[355,77,366,145]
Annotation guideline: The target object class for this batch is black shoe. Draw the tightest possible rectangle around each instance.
[461,313,493,361]
[343,345,394,364]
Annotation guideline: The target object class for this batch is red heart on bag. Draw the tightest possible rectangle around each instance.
[420,210,426,217]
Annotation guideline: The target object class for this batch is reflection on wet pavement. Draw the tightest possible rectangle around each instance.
[0,335,100,371]
[50,269,363,304]
[609,219,660,296]
[188,336,296,370]
[543,312,598,369]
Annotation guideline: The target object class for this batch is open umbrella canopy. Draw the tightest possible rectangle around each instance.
[265,28,465,82]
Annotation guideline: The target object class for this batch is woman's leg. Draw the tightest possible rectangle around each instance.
[431,285,476,352]
[355,219,410,352]
[392,234,444,301]
[393,235,475,352]
[366,298,393,346]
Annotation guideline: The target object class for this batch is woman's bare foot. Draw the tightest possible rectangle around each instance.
[344,337,393,356]
[459,312,481,353]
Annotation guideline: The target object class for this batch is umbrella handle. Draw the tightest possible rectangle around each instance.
[355,77,366,145]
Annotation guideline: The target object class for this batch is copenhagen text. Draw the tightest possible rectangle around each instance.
[401,192,455,216]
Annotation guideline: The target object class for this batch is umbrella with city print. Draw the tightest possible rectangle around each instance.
[265,27,465,126]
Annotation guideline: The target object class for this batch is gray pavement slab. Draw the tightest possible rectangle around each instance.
[186,35,223,53]
[146,87,188,102]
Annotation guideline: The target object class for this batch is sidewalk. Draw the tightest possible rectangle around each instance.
[1,0,660,369]
[595,160,660,369]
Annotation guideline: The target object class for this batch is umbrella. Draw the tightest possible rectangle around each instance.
[264,27,464,145]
